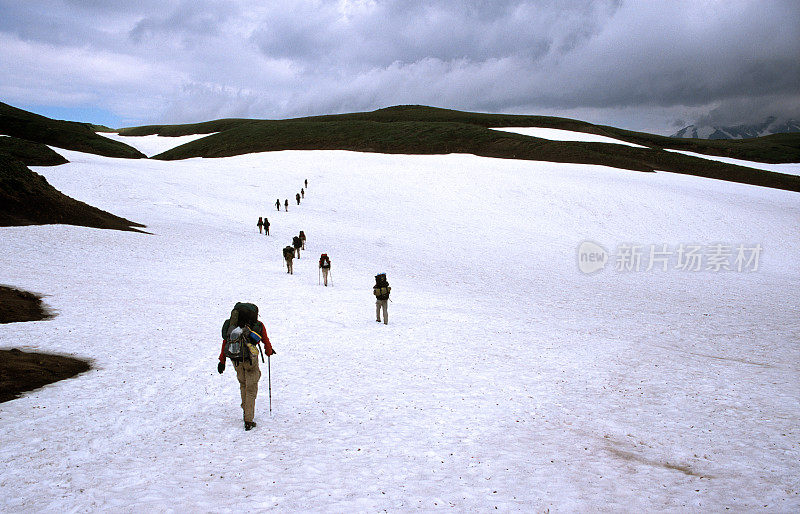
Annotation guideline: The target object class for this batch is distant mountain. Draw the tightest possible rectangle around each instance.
[672,116,800,139]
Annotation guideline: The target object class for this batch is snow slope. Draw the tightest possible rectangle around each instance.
[491,127,647,147]
[1,136,799,512]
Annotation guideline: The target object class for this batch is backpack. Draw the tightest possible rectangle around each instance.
[319,253,330,269]
[221,303,263,363]
[283,246,295,259]
[374,274,390,300]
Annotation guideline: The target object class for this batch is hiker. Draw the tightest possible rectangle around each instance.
[373,273,391,324]
[257,217,263,234]
[301,187,305,199]
[304,178,308,188]
[295,193,301,205]
[264,217,270,236]
[283,246,295,274]
[284,199,288,212]
[319,253,331,286]
[275,199,280,211]
[217,302,275,431]
[299,230,306,250]
[292,235,302,258]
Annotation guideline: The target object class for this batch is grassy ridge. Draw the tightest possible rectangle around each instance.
[0,136,68,166]
[131,105,800,164]
[0,101,145,159]
[153,119,800,193]
[118,118,256,137]
[300,105,800,164]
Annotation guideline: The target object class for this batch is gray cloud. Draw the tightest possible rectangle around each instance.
[0,0,797,133]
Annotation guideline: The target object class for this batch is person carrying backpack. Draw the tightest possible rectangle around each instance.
[295,193,301,205]
[275,199,280,211]
[257,217,263,234]
[300,187,304,199]
[292,235,302,258]
[264,217,270,236]
[284,199,288,212]
[283,245,295,274]
[217,302,275,431]
[319,253,331,286]
[299,230,306,250]
[373,273,391,324]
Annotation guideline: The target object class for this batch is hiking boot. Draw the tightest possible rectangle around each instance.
[244,421,257,431]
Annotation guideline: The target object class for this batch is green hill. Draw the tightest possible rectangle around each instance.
[151,115,800,193]
[132,105,800,164]
[117,118,255,137]
[0,136,68,166]
[0,102,145,159]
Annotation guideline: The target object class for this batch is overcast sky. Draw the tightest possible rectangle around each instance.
[1,0,798,134]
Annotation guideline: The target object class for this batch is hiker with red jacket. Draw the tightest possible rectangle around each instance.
[299,230,306,249]
[257,217,264,234]
[217,303,275,431]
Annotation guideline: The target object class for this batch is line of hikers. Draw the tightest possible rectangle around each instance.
[274,179,308,212]
[219,176,396,430]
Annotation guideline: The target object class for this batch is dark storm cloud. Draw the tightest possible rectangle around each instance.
[0,0,797,133]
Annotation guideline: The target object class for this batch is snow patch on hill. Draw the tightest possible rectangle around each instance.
[99,132,216,157]
[491,127,647,147]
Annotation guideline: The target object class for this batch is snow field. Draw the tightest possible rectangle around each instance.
[0,136,798,511]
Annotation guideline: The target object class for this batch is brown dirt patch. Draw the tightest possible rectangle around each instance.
[0,286,91,403]
[0,285,54,323]
[0,349,91,403]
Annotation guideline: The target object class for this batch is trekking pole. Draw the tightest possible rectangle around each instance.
[318,267,320,285]
[330,269,333,287]
[268,354,272,416]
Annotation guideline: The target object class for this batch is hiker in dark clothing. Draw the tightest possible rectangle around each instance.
[299,230,306,249]
[373,274,391,325]
[275,199,280,211]
[283,246,295,274]
[304,179,308,188]
[319,253,331,286]
[264,217,270,235]
[284,199,288,212]
[292,235,302,258]
[295,193,301,205]
[301,188,305,199]
[257,217,264,234]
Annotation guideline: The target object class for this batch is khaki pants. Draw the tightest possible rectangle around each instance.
[376,299,388,324]
[286,258,293,274]
[321,268,329,286]
[234,356,261,423]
